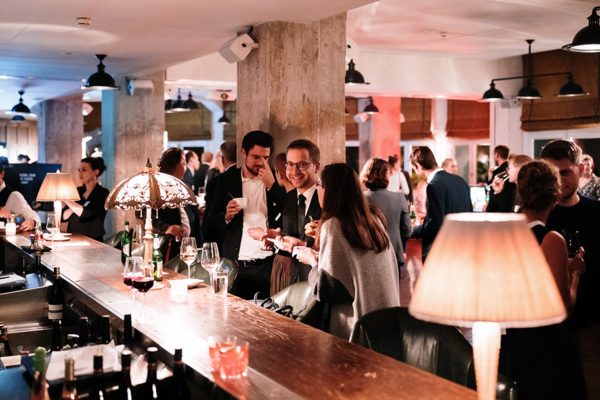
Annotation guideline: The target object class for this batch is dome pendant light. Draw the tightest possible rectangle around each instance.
[82,54,117,90]
[10,90,31,114]
[183,92,198,110]
[10,115,26,123]
[165,99,174,113]
[345,59,369,85]
[481,82,504,102]
[558,73,588,97]
[516,40,541,100]
[563,6,600,53]
[170,89,187,112]
[363,96,379,114]
[218,112,231,124]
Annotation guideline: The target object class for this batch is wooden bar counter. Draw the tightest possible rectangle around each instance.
[3,233,477,399]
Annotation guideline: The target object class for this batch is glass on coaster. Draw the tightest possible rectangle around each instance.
[211,268,228,296]
[208,335,249,380]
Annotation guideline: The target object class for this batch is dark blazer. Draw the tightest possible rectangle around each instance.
[281,188,322,281]
[194,163,210,193]
[205,167,285,260]
[365,189,411,268]
[486,161,516,212]
[182,168,197,237]
[66,184,109,241]
[412,170,472,261]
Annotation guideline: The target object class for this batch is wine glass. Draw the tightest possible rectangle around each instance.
[180,237,198,280]
[131,224,144,255]
[46,213,57,247]
[561,229,581,258]
[201,242,221,282]
[130,257,154,322]
[123,256,142,299]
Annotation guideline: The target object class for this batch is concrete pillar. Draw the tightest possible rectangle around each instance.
[35,95,84,176]
[102,70,165,235]
[357,98,374,169]
[430,98,451,162]
[237,14,346,166]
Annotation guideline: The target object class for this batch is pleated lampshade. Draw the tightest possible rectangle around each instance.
[36,171,80,201]
[409,213,566,328]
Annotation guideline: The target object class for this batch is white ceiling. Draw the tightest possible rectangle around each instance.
[0,0,597,111]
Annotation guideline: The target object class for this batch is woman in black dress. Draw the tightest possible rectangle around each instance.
[62,157,109,241]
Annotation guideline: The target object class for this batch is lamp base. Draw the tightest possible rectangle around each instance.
[472,322,501,400]
[143,206,153,263]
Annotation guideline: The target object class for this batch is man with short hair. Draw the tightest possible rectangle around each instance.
[183,150,200,240]
[195,151,213,192]
[0,164,39,231]
[275,139,323,282]
[441,158,458,175]
[207,131,285,299]
[542,139,600,399]
[487,145,515,212]
[410,146,472,261]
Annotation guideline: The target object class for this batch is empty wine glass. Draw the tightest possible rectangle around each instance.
[201,242,221,283]
[131,224,144,254]
[130,257,153,322]
[180,237,198,280]
[46,213,57,247]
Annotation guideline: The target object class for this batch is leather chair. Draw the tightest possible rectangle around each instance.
[350,307,517,400]
[164,257,238,291]
[103,230,127,248]
[270,281,324,329]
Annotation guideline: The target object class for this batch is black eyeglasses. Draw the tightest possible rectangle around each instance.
[285,161,312,171]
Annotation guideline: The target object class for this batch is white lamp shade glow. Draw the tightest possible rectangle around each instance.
[36,172,80,201]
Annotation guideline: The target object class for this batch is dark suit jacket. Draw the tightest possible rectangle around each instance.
[182,168,198,237]
[194,163,210,193]
[65,184,109,241]
[281,189,322,281]
[205,167,285,260]
[412,170,472,261]
[486,161,516,212]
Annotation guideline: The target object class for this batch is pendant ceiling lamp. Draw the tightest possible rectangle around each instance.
[516,40,540,100]
[218,101,231,124]
[82,54,117,90]
[10,90,31,114]
[183,92,198,110]
[563,6,600,52]
[345,59,369,85]
[165,99,174,113]
[558,73,588,97]
[363,96,379,114]
[170,89,187,112]
[10,115,26,123]
[482,82,504,102]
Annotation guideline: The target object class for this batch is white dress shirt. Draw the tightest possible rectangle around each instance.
[237,171,273,260]
[0,182,41,224]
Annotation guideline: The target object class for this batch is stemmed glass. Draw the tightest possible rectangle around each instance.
[130,257,154,321]
[123,256,142,299]
[180,237,198,280]
[131,224,144,255]
[46,213,57,247]
[201,242,221,285]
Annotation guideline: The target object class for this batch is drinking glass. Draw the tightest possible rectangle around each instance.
[561,229,581,258]
[211,268,228,296]
[46,213,57,247]
[208,335,249,379]
[130,256,154,321]
[180,237,198,280]
[131,224,144,254]
[201,242,221,278]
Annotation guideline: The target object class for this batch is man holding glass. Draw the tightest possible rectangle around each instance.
[542,139,600,399]
[207,131,285,299]
[0,164,39,230]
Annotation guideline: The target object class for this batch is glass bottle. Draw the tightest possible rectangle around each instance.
[89,354,106,400]
[140,347,161,400]
[78,317,89,347]
[114,351,134,400]
[170,348,190,400]
[61,357,78,400]
[121,221,131,264]
[51,319,62,351]
[123,314,133,346]
[48,267,63,321]
[0,324,12,356]
[152,234,163,282]
[30,347,49,400]
[100,315,111,345]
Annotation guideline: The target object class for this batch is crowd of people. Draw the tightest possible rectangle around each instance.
[1,133,599,398]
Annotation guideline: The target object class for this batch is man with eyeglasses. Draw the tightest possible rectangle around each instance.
[273,139,323,283]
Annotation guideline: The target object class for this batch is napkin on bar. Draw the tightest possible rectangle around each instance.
[46,342,123,381]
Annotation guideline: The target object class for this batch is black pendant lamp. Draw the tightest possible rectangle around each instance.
[345,59,368,85]
[481,82,504,102]
[563,6,600,53]
[558,73,588,97]
[218,112,231,124]
[165,99,174,113]
[363,96,379,114]
[183,92,198,110]
[11,90,31,114]
[82,54,117,90]
[10,115,26,123]
[516,40,541,100]
[171,89,187,112]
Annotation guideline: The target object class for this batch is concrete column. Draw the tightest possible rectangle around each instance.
[357,98,374,169]
[102,70,165,235]
[430,98,451,162]
[35,95,84,176]
[237,14,346,166]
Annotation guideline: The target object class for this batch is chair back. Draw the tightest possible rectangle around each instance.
[271,281,323,328]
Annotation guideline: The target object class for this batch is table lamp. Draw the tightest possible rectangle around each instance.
[36,170,80,233]
[104,160,196,263]
[409,213,566,400]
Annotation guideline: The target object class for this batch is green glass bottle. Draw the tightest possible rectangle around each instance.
[152,234,163,281]
[121,221,131,264]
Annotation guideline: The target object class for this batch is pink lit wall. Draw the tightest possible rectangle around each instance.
[371,96,401,160]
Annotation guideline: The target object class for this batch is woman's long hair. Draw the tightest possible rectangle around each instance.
[318,163,389,252]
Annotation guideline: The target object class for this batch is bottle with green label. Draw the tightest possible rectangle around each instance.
[121,221,131,264]
[152,234,163,281]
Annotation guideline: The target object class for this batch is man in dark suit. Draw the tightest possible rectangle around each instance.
[410,146,472,261]
[274,139,322,282]
[194,151,212,193]
[486,145,516,212]
[206,131,285,299]
[183,150,200,241]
